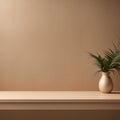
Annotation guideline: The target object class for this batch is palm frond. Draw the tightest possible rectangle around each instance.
[89,53,109,72]
[89,41,120,73]
[110,52,120,66]
[113,41,120,52]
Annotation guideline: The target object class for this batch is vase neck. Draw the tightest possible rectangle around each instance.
[101,72,110,76]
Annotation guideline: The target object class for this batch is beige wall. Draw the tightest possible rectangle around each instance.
[0,0,120,91]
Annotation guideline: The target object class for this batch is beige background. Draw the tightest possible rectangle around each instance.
[0,0,120,91]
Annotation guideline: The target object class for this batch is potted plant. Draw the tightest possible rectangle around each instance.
[89,41,120,93]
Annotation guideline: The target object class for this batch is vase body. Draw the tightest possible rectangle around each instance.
[99,72,113,93]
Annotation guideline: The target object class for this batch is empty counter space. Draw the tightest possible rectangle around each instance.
[0,91,119,110]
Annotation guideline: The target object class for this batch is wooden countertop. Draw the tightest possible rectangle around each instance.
[0,91,119,110]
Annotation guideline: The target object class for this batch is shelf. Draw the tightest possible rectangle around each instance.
[0,91,119,110]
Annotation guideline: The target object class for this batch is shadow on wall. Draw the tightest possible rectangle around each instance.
[111,72,120,91]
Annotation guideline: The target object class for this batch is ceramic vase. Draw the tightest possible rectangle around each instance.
[99,72,113,93]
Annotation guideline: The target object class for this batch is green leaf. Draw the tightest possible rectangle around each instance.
[89,40,120,73]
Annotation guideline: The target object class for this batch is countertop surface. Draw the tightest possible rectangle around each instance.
[0,91,119,110]
[0,91,119,101]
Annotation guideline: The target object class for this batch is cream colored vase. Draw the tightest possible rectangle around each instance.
[99,72,113,93]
